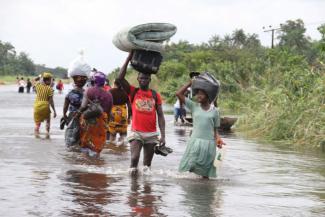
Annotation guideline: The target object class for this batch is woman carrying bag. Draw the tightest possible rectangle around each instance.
[78,71,113,157]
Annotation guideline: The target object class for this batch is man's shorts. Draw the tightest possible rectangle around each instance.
[128,131,159,145]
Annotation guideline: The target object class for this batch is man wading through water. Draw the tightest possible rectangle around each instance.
[118,52,166,175]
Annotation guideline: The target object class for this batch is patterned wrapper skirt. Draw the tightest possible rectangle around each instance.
[80,112,108,153]
[108,104,128,135]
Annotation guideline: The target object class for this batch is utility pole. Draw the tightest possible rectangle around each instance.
[263,25,281,48]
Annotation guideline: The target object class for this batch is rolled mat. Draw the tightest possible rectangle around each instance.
[113,23,177,52]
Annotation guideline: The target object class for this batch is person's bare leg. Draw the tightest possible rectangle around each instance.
[143,143,156,167]
[118,134,126,145]
[45,118,51,139]
[109,133,116,144]
[130,140,143,176]
[34,122,41,138]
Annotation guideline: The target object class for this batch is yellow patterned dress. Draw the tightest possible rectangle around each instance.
[33,83,54,123]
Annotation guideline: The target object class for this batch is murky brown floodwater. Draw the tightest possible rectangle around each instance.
[0,84,324,217]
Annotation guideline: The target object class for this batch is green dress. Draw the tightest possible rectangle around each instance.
[179,98,220,177]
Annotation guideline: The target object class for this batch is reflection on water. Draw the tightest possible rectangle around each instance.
[179,180,223,217]
[63,170,115,216]
[1,85,325,217]
[128,177,166,217]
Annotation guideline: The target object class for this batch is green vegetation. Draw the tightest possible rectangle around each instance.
[0,40,68,78]
[110,19,325,148]
[2,19,324,148]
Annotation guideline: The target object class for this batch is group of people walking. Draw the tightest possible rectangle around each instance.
[32,52,225,179]
[17,77,33,93]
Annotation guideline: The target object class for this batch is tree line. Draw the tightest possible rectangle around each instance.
[0,41,67,78]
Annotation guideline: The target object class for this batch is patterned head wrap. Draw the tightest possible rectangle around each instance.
[93,71,106,87]
[42,72,53,79]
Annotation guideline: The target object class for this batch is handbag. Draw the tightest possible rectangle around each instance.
[82,99,103,120]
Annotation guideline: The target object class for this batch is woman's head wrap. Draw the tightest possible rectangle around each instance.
[93,71,106,87]
[42,72,53,79]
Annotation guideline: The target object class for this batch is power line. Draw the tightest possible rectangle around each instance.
[262,25,281,48]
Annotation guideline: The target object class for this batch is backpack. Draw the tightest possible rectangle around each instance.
[130,88,158,113]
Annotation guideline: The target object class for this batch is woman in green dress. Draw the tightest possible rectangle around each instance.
[176,80,223,178]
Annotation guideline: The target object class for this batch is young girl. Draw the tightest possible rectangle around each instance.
[176,80,224,179]
[33,72,57,138]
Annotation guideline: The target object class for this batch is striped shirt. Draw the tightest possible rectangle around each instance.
[35,83,54,102]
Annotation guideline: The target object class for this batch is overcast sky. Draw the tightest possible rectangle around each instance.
[1,0,325,73]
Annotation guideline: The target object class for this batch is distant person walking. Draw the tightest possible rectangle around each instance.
[26,78,32,93]
[174,99,185,124]
[56,79,64,94]
[18,77,25,93]
[33,72,57,138]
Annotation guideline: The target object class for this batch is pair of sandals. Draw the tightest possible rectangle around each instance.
[154,144,173,156]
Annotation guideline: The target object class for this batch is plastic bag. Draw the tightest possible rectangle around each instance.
[68,50,92,78]
[65,117,80,147]
[214,146,226,169]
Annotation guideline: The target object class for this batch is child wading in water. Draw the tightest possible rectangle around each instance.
[176,79,224,179]
[33,72,57,138]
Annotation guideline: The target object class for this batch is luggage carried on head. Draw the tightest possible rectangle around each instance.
[131,50,163,74]
[112,23,177,53]
[191,72,220,103]
[113,23,177,74]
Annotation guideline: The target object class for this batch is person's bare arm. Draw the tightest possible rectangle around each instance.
[215,129,225,148]
[176,81,192,104]
[156,105,166,145]
[118,52,133,80]
[63,98,69,120]
[49,96,57,118]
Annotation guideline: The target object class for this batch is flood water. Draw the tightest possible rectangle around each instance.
[0,84,325,217]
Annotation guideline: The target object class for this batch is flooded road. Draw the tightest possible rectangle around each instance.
[0,84,325,217]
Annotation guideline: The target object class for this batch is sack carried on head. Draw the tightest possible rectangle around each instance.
[82,99,103,120]
[131,49,163,74]
[192,72,220,103]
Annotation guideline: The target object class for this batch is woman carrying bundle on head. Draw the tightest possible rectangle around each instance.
[63,60,91,147]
